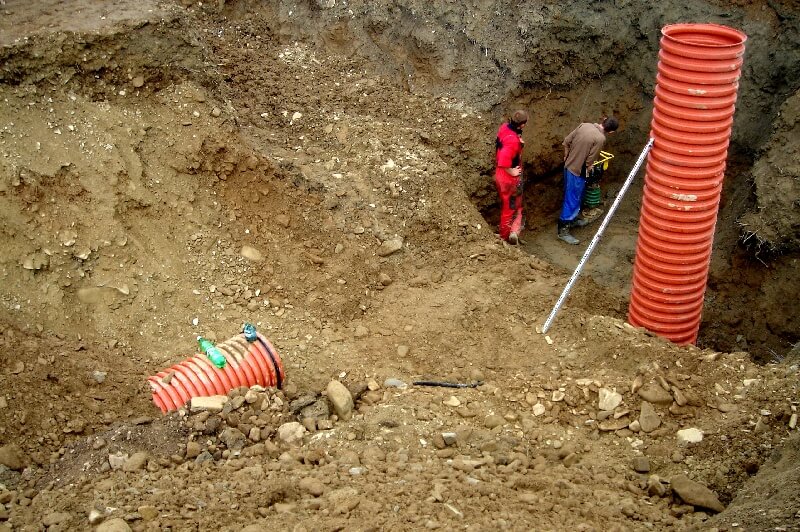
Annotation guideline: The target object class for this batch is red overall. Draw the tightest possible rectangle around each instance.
[495,122,524,241]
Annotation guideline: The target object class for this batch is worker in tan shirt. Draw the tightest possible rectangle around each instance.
[558,117,619,244]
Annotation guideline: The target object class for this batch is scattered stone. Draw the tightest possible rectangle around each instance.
[647,475,667,497]
[443,396,461,407]
[108,453,128,470]
[598,388,623,411]
[442,432,458,446]
[326,380,354,421]
[638,401,662,433]
[397,345,410,357]
[376,238,403,257]
[563,453,580,467]
[444,503,463,519]
[300,399,331,421]
[632,456,650,473]
[131,75,145,88]
[219,427,247,450]
[244,389,259,404]
[88,509,104,525]
[354,325,369,338]
[456,407,476,418]
[631,374,644,394]
[92,370,107,384]
[240,245,264,261]
[122,451,149,472]
[96,518,132,532]
[185,441,201,459]
[42,512,71,526]
[384,378,407,389]
[670,474,725,512]
[552,390,565,402]
[367,379,381,391]
[677,428,704,444]
[0,444,26,470]
[671,386,688,406]
[717,403,737,413]
[278,422,307,445]
[190,395,228,413]
[599,419,629,431]
[532,404,546,416]
[484,415,504,429]
[299,477,325,497]
[637,383,673,405]
[138,506,159,521]
[379,273,392,286]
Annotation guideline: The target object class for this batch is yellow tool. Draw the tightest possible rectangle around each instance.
[592,151,614,170]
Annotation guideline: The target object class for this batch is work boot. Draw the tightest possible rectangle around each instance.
[557,221,579,245]
[571,217,590,228]
[508,232,519,245]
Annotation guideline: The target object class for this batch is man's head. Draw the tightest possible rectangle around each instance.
[510,110,529,129]
[602,116,619,133]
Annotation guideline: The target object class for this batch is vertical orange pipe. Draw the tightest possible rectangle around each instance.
[628,24,747,345]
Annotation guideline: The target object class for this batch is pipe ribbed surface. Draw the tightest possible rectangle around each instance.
[148,332,285,413]
[629,23,746,345]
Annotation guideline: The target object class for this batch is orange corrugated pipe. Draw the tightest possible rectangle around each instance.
[629,23,747,345]
[148,332,285,413]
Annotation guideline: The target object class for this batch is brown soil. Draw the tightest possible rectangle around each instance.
[0,1,798,531]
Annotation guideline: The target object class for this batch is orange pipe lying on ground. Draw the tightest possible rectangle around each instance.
[148,332,285,413]
[628,23,747,345]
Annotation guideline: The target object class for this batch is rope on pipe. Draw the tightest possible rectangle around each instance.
[542,138,654,335]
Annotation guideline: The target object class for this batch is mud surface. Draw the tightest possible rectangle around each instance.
[0,1,798,531]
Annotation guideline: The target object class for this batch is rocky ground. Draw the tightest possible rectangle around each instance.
[0,1,798,531]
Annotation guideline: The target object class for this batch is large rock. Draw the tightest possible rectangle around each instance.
[598,388,623,411]
[639,401,662,433]
[42,512,71,526]
[277,422,307,445]
[376,238,403,257]
[122,451,149,472]
[637,384,673,405]
[219,427,247,450]
[0,444,26,470]
[677,427,704,444]
[190,395,228,413]
[670,474,725,512]
[326,380,354,421]
[96,518,132,532]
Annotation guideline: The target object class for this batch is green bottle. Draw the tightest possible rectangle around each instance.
[197,336,226,369]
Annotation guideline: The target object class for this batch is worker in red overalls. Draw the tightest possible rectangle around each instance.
[494,110,528,244]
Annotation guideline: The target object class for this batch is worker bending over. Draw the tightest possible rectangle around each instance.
[558,116,618,245]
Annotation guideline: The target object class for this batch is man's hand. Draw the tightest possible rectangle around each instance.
[506,166,522,177]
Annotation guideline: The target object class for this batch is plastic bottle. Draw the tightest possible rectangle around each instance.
[242,323,257,343]
[197,336,226,369]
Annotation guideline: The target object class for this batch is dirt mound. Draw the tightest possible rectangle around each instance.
[0,1,798,531]
[738,88,800,254]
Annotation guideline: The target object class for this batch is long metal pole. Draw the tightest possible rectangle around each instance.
[541,137,654,335]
